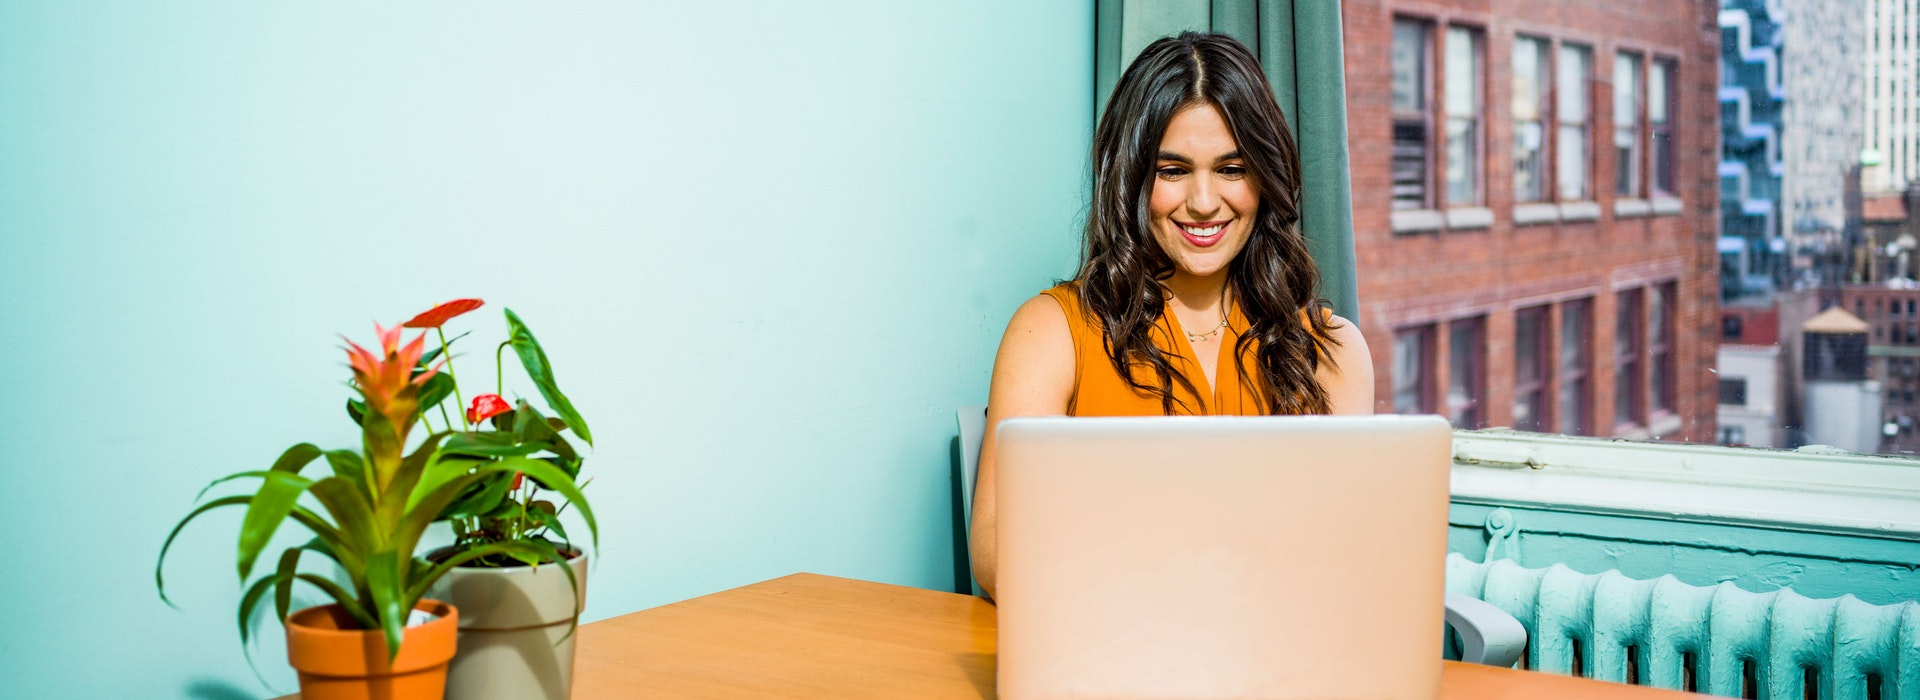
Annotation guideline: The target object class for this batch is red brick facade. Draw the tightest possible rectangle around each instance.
[1343,0,1722,441]
[1830,286,1920,453]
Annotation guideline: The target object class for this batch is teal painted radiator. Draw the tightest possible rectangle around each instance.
[1447,553,1920,699]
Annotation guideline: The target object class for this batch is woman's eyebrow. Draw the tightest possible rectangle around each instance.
[1157,150,1244,164]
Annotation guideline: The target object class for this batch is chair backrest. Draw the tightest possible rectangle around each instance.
[955,405,987,597]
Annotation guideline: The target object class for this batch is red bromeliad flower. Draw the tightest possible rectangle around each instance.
[403,298,485,329]
[466,393,512,424]
[344,324,441,431]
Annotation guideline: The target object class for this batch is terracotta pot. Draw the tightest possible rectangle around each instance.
[427,548,588,700]
[284,599,458,700]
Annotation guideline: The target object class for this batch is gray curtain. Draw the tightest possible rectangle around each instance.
[1094,0,1359,323]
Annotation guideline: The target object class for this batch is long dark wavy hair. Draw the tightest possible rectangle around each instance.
[1075,31,1338,415]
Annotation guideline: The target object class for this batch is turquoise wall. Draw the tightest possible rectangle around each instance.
[0,2,1091,696]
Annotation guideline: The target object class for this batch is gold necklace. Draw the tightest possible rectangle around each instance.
[1183,298,1231,343]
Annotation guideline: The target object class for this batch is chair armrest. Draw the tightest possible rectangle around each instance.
[1443,592,1527,667]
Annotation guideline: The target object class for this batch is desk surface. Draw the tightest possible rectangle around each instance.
[571,572,1700,699]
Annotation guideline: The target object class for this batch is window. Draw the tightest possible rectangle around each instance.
[1515,306,1550,431]
[1392,19,1433,210]
[1650,282,1676,415]
[1722,314,1743,341]
[1557,45,1592,201]
[1513,36,1551,203]
[1719,378,1748,406]
[1616,289,1645,429]
[1614,52,1643,198]
[1444,27,1483,207]
[1449,317,1486,428]
[1718,425,1746,445]
[1393,325,1435,413]
[1559,299,1593,435]
[1650,59,1677,196]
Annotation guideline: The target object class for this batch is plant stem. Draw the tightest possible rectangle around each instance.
[495,341,510,396]
[437,327,468,431]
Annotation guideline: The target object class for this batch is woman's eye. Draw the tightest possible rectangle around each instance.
[1219,165,1248,179]
[1156,166,1188,180]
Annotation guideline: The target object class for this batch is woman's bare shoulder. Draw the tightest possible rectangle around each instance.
[1316,312,1375,415]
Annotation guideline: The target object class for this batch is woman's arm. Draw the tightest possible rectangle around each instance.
[1317,314,1376,415]
[969,294,1076,600]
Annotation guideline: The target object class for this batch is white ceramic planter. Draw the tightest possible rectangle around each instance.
[426,549,588,700]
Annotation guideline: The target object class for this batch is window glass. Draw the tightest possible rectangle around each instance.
[1559,299,1592,435]
[1616,289,1644,428]
[1515,306,1549,431]
[1448,317,1486,428]
[1651,59,1676,195]
[1614,52,1642,197]
[1392,19,1433,210]
[1393,326,1431,414]
[1513,36,1550,203]
[1557,45,1591,201]
[1444,27,1482,206]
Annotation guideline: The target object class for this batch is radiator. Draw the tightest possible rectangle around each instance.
[1447,553,1920,699]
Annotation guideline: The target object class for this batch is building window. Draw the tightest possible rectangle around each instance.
[1392,325,1435,413]
[1722,314,1743,341]
[1514,306,1549,431]
[1650,282,1677,415]
[1513,36,1551,203]
[1557,44,1592,201]
[1444,26,1483,207]
[1559,299,1593,435]
[1614,51,1643,198]
[1718,424,1746,445]
[1449,316,1487,428]
[1650,58,1677,196]
[1719,378,1748,406]
[1616,289,1644,429]
[1392,19,1433,210]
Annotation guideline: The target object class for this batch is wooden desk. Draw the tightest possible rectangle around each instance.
[572,572,1700,699]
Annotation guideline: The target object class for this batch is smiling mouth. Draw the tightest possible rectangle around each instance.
[1177,220,1230,247]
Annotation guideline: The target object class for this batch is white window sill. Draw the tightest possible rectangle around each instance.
[1652,197,1683,215]
[1558,201,1601,222]
[1392,209,1445,233]
[1513,203,1560,225]
[1615,198,1654,218]
[1445,207,1494,230]
[1449,429,1920,538]
[1648,411,1681,437]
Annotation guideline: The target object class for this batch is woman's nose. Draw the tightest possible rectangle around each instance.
[1186,175,1220,217]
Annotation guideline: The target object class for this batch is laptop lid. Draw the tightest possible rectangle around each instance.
[994,415,1453,700]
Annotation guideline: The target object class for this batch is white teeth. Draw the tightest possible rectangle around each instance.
[1181,224,1223,237]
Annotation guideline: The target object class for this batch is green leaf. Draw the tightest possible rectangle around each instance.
[404,540,576,608]
[238,471,316,580]
[512,402,578,463]
[346,399,367,426]
[415,372,456,422]
[307,477,382,558]
[413,456,599,554]
[441,431,548,458]
[157,495,251,608]
[503,309,593,446]
[366,551,409,661]
[528,501,570,541]
[439,473,511,521]
[379,431,451,527]
[322,450,367,492]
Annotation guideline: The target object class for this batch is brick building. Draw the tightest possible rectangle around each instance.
[1831,285,1920,453]
[1342,0,1722,441]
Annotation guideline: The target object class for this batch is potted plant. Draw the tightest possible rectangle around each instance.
[155,309,596,700]
[401,299,600,700]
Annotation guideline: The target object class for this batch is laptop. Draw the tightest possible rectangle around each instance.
[994,415,1453,700]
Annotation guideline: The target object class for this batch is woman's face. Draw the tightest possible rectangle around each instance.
[1148,101,1259,281]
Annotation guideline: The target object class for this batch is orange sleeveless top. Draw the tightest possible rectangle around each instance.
[1041,284,1323,416]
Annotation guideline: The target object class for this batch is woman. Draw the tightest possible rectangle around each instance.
[967,32,1373,599]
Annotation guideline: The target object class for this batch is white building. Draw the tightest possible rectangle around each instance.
[1864,0,1920,193]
